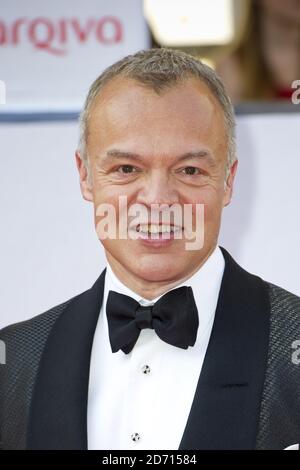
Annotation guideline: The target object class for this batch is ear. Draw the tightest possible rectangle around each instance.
[223,159,238,207]
[75,150,94,202]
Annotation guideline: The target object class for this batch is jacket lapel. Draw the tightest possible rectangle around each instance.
[27,269,106,449]
[178,247,270,449]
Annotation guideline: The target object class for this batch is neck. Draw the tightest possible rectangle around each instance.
[105,248,216,301]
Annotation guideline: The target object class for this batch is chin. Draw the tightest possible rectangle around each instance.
[129,255,186,283]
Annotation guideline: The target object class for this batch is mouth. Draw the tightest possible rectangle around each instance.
[128,223,184,246]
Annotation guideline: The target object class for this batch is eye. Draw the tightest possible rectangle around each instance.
[116,165,138,174]
[181,166,202,176]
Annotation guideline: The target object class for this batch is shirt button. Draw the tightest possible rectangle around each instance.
[131,432,141,442]
[141,364,151,374]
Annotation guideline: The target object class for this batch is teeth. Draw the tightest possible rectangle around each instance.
[138,224,181,234]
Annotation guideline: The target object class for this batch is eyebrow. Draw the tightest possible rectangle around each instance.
[102,149,216,166]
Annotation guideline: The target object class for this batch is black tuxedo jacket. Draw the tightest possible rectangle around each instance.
[1,247,300,450]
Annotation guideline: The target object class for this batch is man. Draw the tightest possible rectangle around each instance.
[0,48,299,450]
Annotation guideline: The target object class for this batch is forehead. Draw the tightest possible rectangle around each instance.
[87,77,227,157]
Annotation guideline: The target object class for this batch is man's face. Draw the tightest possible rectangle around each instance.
[76,77,237,284]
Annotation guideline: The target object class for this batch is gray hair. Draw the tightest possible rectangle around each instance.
[78,48,236,184]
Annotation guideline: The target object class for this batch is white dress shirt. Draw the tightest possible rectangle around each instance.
[87,245,225,450]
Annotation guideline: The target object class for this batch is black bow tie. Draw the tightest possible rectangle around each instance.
[106,286,199,354]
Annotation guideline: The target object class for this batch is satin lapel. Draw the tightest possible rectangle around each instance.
[27,269,106,449]
[178,248,270,450]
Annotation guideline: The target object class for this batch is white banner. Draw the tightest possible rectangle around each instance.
[0,111,299,329]
[0,0,150,111]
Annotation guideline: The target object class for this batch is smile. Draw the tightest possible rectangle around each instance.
[136,224,183,235]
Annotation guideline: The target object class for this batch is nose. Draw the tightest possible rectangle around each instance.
[135,169,179,207]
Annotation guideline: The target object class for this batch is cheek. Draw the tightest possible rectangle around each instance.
[92,177,139,203]
[93,193,139,240]
[92,191,121,239]
[183,184,224,209]
[185,187,224,228]
[92,188,125,216]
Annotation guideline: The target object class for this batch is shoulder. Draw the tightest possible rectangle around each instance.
[0,296,76,346]
[0,269,107,346]
[262,281,300,366]
[222,247,300,315]
[264,281,300,357]
[0,293,83,372]
[221,246,300,323]
[264,281,300,318]
[0,269,106,365]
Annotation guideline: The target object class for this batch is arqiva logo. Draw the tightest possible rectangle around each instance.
[0,16,123,55]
